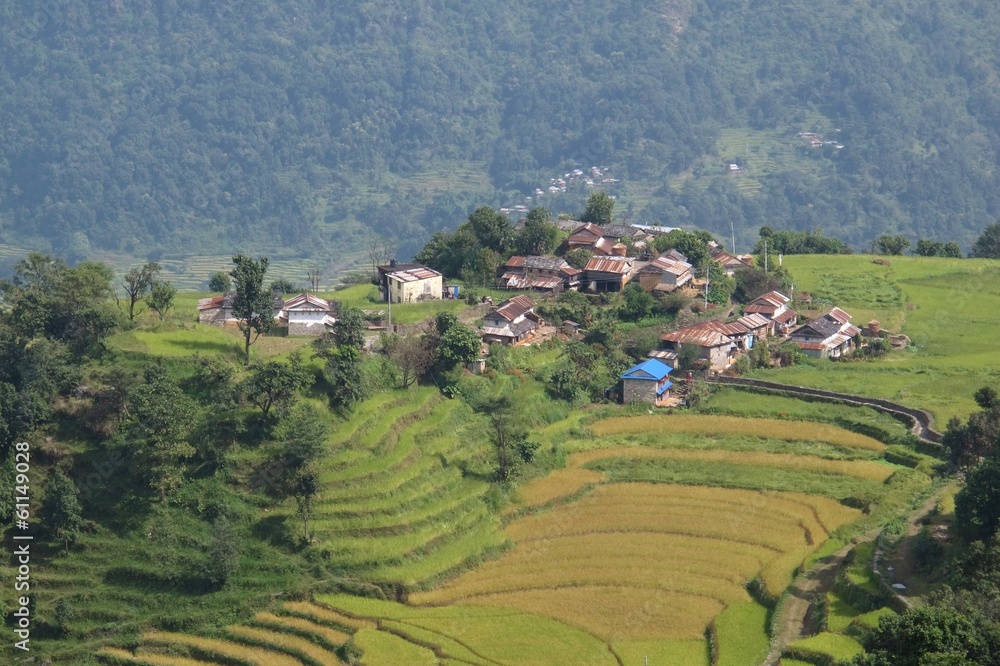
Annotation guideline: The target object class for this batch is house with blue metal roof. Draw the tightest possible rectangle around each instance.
[620,358,674,405]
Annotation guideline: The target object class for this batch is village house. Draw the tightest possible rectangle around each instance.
[197,291,284,327]
[636,253,694,292]
[583,256,634,293]
[376,261,443,304]
[567,222,604,251]
[744,290,798,336]
[788,307,861,359]
[499,255,581,293]
[708,244,754,275]
[480,294,541,345]
[659,321,737,371]
[620,358,674,406]
[276,293,339,336]
[197,292,236,326]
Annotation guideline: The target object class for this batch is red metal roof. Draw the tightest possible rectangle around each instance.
[584,256,633,274]
[492,294,536,322]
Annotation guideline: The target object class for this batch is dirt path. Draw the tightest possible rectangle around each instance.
[763,539,864,665]
[765,485,951,664]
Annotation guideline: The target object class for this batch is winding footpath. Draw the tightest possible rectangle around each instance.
[706,376,943,444]
[702,376,946,664]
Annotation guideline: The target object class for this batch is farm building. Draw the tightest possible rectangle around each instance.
[276,293,339,336]
[377,262,443,304]
[583,256,635,292]
[788,307,861,358]
[480,294,541,345]
[744,290,798,335]
[621,359,674,405]
[500,255,581,293]
[636,253,694,292]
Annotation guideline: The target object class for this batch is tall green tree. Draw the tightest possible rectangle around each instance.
[208,272,232,292]
[230,255,273,365]
[972,223,1000,259]
[40,469,82,551]
[955,458,1000,544]
[268,402,328,542]
[515,207,560,256]
[124,367,196,501]
[580,192,615,225]
[315,307,368,411]
[871,234,911,255]
[146,279,176,320]
[241,353,312,420]
[119,262,160,322]
[467,206,515,253]
[463,376,538,483]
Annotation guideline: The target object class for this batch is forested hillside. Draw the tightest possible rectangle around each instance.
[3,0,1000,262]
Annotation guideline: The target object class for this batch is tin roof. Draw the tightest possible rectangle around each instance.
[621,358,673,381]
[584,256,634,274]
[387,266,442,282]
[661,321,732,347]
[491,294,536,322]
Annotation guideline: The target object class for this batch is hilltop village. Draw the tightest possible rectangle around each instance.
[195,199,891,410]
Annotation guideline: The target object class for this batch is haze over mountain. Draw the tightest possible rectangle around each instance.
[2,0,1000,262]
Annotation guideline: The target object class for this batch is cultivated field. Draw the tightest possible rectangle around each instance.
[752,255,1000,422]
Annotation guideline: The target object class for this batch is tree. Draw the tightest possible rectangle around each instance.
[566,248,593,269]
[40,469,81,551]
[705,261,736,305]
[365,237,392,282]
[652,229,712,266]
[241,353,312,420]
[581,191,615,225]
[203,517,241,589]
[382,331,435,388]
[733,267,784,303]
[270,278,297,294]
[124,366,196,501]
[438,323,482,371]
[315,307,368,411]
[119,262,160,322]
[229,255,273,365]
[467,206,515,253]
[146,279,176,319]
[871,234,911,255]
[853,606,997,666]
[955,458,1000,544]
[208,271,232,292]
[268,403,327,542]
[972,223,1000,259]
[463,376,538,482]
[516,207,559,256]
[620,282,654,321]
[306,265,323,292]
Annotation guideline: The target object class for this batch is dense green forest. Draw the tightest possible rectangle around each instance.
[3,0,1000,263]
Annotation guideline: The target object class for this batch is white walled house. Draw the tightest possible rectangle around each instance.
[276,293,339,336]
[377,263,443,304]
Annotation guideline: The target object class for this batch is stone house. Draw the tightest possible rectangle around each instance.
[621,359,674,405]
[744,290,798,336]
[583,256,635,293]
[636,254,694,292]
[788,307,860,358]
[276,293,339,336]
[500,256,581,293]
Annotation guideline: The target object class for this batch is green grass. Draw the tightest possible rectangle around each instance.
[588,457,884,500]
[353,627,439,666]
[825,592,862,633]
[327,283,468,324]
[698,388,912,443]
[851,607,896,633]
[714,602,770,666]
[752,255,1000,423]
[786,632,864,662]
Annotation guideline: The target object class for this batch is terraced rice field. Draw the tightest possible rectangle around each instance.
[98,601,359,666]
[99,392,927,665]
[272,389,507,586]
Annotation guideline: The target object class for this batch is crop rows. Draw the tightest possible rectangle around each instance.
[588,414,887,452]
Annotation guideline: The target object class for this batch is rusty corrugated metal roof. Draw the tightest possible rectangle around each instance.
[584,256,634,273]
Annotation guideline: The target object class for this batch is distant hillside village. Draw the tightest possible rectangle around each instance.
[194,196,901,408]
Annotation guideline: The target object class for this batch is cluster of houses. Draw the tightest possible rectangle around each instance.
[197,291,341,336]
[620,291,862,406]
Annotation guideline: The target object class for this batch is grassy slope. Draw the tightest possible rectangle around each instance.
[752,255,1000,423]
